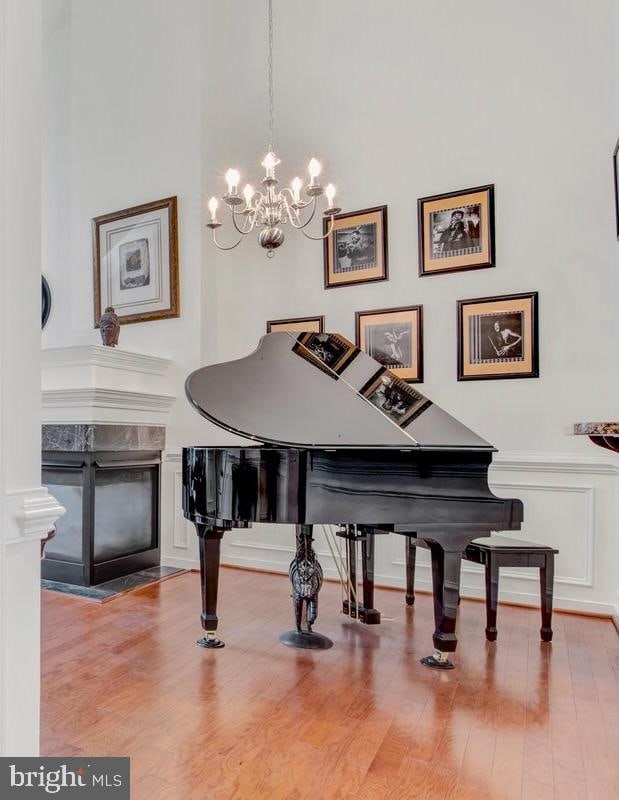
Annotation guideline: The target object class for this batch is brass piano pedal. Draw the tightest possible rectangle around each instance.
[342,600,381,624]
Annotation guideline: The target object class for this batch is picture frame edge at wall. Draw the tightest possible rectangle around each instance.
[613,137,619,240]
[266,315,325,334]
[418,183,495,277]
[456,290,539,381]
[322,204,389,290]
[92,195,180,328]
[355,303,424,384]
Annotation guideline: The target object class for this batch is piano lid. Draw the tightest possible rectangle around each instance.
[185,332,493,450]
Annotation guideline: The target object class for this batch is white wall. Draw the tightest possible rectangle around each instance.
[42,0,207,445]
[42,1,619,615]
[196,0,619,615]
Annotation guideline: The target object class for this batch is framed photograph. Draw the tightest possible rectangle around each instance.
[613,138,619,239]
[323,206,388,289]
[93,196,179,326]
[418,185,495,276]
[355,305,423,383]
[266,315,324,334]
[457,292,539,381]
[360,369,432,428]
[292,332,359,378]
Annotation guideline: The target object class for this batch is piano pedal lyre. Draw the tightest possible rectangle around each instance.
[335,524,381,625]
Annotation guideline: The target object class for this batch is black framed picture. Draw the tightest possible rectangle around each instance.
[266,315,324,334]
[323,206,388,289]
[355,305,423,383]
[613,138,619,239]
[457,292,539,381]
[418,185,495,276]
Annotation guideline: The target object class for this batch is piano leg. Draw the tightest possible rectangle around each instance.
[405,536,417,606]
[196,524,226,649]
[359,530,381,624]
[420,536,470,670]
[279,524,333,650]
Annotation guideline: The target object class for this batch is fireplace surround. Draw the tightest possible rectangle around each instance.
[42,424,164,586]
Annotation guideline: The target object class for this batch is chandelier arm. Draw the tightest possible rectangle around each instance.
[280,188,313,210]
[231,208,256,235]
[287,196,318,230]
[299,214,336,241]
[211,230,245,251]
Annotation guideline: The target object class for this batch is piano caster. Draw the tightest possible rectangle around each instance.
[197,632,225,649]
[278,629,333,650]
[420,650,455,670]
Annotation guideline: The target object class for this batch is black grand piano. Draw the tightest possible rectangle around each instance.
[183,332,523,668]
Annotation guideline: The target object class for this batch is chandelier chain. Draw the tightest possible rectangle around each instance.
[267,0,274,151]
[206,0,340,254]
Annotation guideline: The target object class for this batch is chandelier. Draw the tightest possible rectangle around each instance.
[206,0,341,257]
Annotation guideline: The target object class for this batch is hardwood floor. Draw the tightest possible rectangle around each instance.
[41,568,619,800]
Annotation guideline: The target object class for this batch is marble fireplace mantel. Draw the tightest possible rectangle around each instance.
[41,345,176,425]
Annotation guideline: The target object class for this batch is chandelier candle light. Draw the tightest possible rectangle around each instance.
[206,0,341,256]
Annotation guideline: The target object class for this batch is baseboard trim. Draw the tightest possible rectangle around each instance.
[210,562,613,620]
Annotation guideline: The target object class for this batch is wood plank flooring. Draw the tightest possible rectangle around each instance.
[41,568,619,800]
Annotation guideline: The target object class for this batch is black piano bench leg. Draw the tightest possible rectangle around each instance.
[539,553,554,642]
[420,542,465,670]
[484,555,499,642]
[196,525,226,649]
[279,525,333,650]
[405,536,417,606]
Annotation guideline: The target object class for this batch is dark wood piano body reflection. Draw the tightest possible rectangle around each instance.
[183,445,523,666]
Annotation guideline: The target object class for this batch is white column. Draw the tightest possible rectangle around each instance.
[0,0,65,755]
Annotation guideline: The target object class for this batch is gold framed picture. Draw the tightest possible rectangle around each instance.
[323,206,388,289]
[266,315,324,334]
[355,305,424,383]
[457,292,539,380]
[418,185,494,276]
[93,196,179,326]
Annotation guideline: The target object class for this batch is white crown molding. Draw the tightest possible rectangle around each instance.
[42,387,176,414]
[5,487,66,543]
[41,345,172,376]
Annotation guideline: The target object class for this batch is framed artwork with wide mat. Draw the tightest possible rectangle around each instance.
[418,185,495,276]
[457,292,539,380]
[355,305,424,383]
[323,206,388,289]
[93,196,179,326]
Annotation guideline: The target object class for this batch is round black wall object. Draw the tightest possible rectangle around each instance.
[42,276,51,329]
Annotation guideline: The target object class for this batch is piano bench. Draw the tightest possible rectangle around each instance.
[404,535,559,643]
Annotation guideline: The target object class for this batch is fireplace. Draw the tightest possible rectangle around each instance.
[42,424,164,586]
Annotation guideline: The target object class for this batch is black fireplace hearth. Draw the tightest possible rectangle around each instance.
[42,424,164,586]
